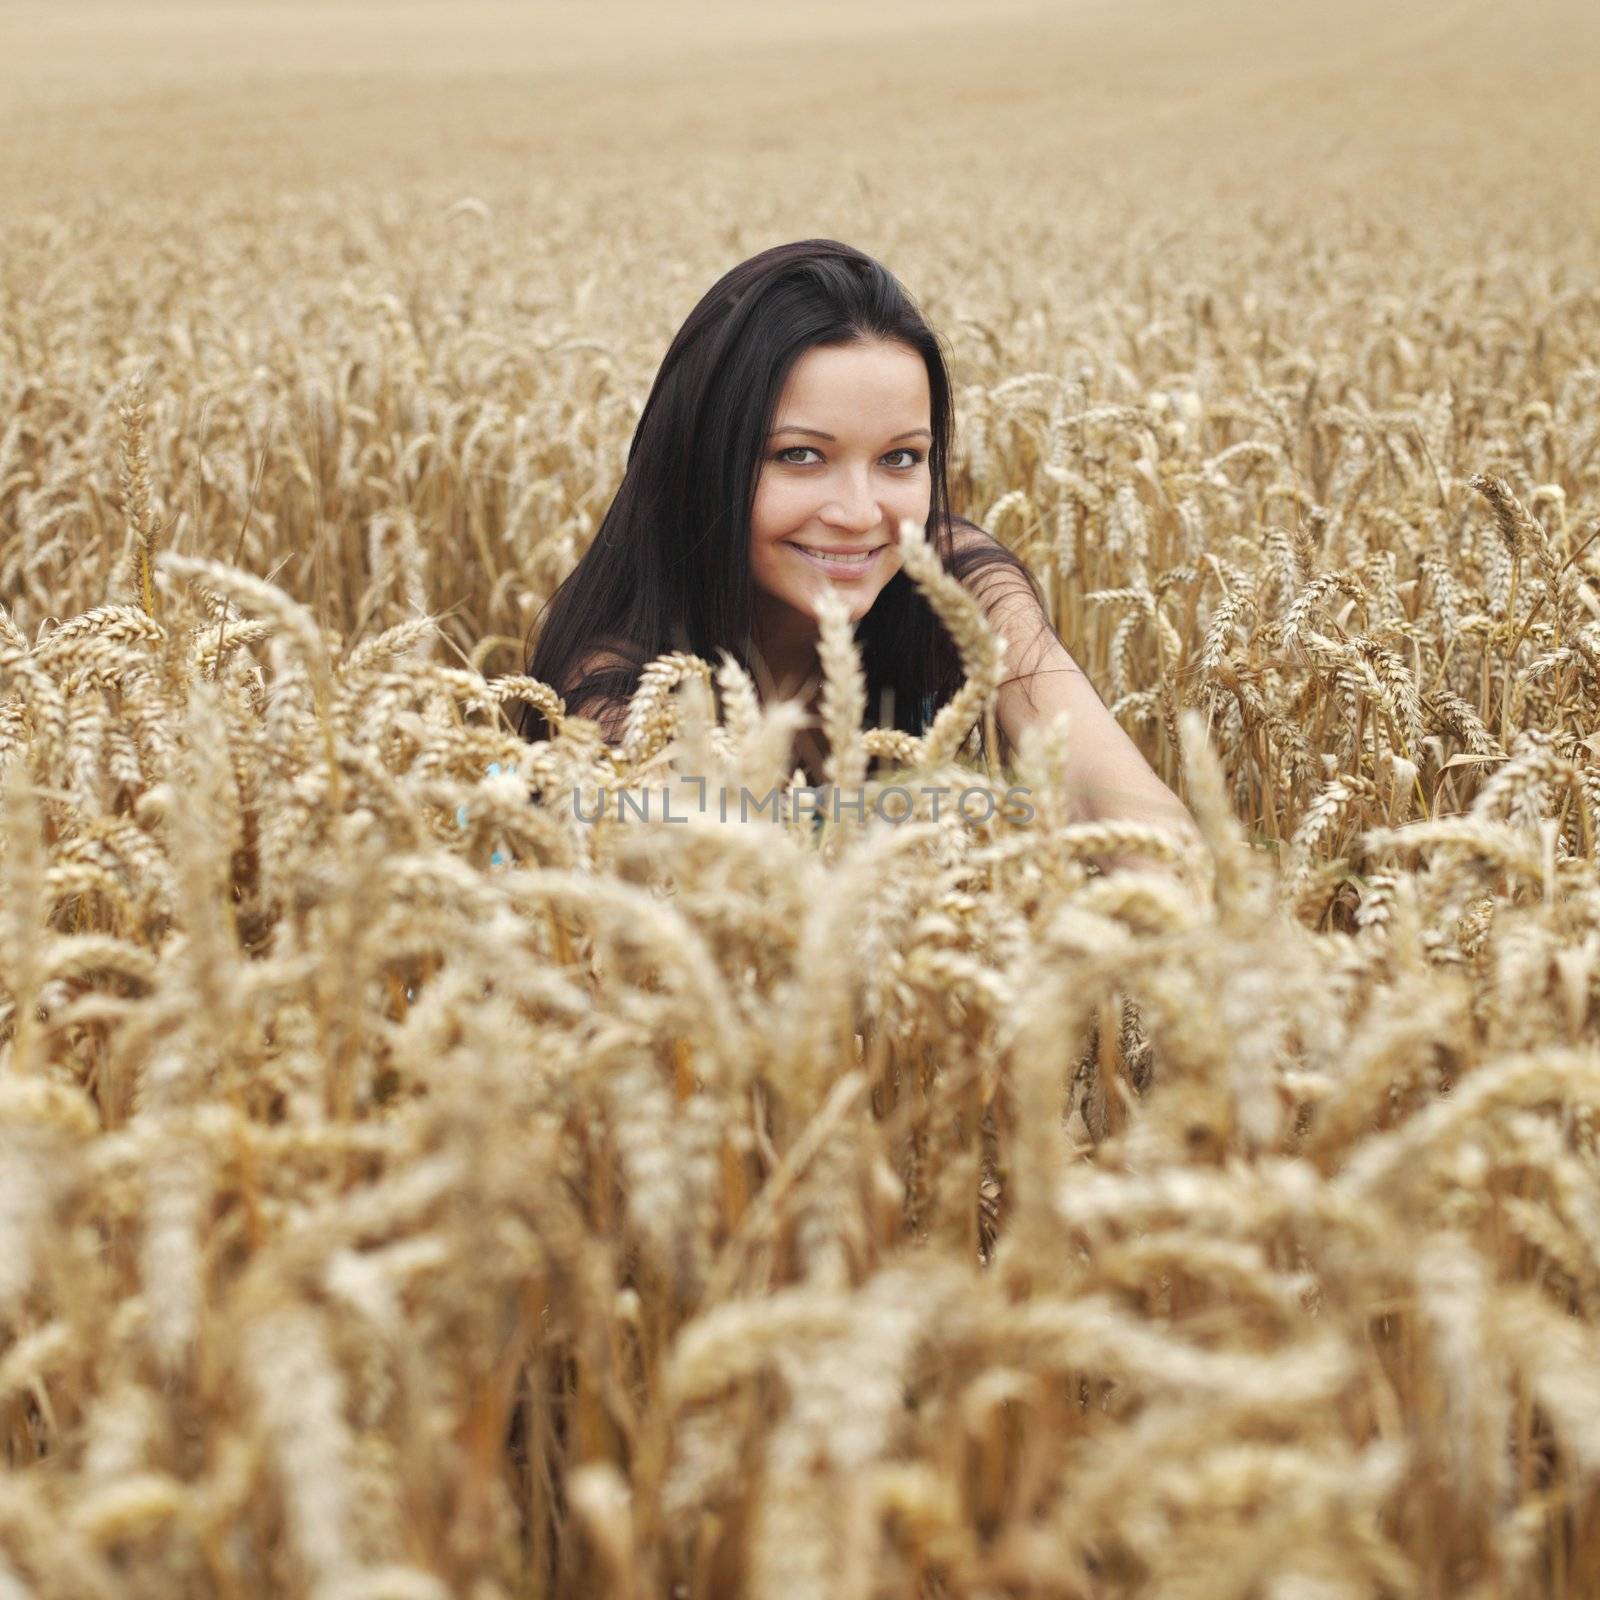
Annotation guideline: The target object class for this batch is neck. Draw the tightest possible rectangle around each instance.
[748,592,823,700]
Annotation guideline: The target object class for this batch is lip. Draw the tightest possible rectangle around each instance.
[788,543,884,557]
[785,542,885,578]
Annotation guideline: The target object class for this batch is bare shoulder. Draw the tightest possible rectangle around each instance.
[941,515,1029,591]
[563,634,636,689]
[561,635,639,744]
[942,512,998,557]
[941,516,1053,642]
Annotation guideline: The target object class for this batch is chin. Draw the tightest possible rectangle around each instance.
[807,586,880,620]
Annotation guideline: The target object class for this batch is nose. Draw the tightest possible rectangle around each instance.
[819,466,883,534]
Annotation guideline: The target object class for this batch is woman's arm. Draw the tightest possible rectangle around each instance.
[999,630,1203,873]
[950,528,1204,875]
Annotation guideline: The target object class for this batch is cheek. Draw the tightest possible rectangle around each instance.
[885,477,931,545]
[751,473,805,539]
[887,470,931,516]
[749,484,795,584]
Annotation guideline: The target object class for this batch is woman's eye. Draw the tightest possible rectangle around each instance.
[774,447,926,467]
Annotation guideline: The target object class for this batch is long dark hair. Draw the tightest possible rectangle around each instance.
[514,238,1046,754]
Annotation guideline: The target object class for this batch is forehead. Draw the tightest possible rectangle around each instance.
[775,339,930,422]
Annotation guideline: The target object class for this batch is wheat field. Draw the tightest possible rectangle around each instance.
[3,0,1600,1595]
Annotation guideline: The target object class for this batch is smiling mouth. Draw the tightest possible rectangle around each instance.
[786,543,885,575]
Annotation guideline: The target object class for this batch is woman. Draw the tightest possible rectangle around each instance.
[516,239,1199,866]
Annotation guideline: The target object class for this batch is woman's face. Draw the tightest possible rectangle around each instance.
[749,336,933,649]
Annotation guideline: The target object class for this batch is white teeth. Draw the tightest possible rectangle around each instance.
[791,545,877,566]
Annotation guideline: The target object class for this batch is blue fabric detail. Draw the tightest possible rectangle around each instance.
[458,762,508,865]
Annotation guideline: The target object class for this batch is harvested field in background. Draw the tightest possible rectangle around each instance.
[3,0,1600,1594]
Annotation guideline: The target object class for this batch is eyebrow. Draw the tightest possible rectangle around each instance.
[770,425,933,443]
